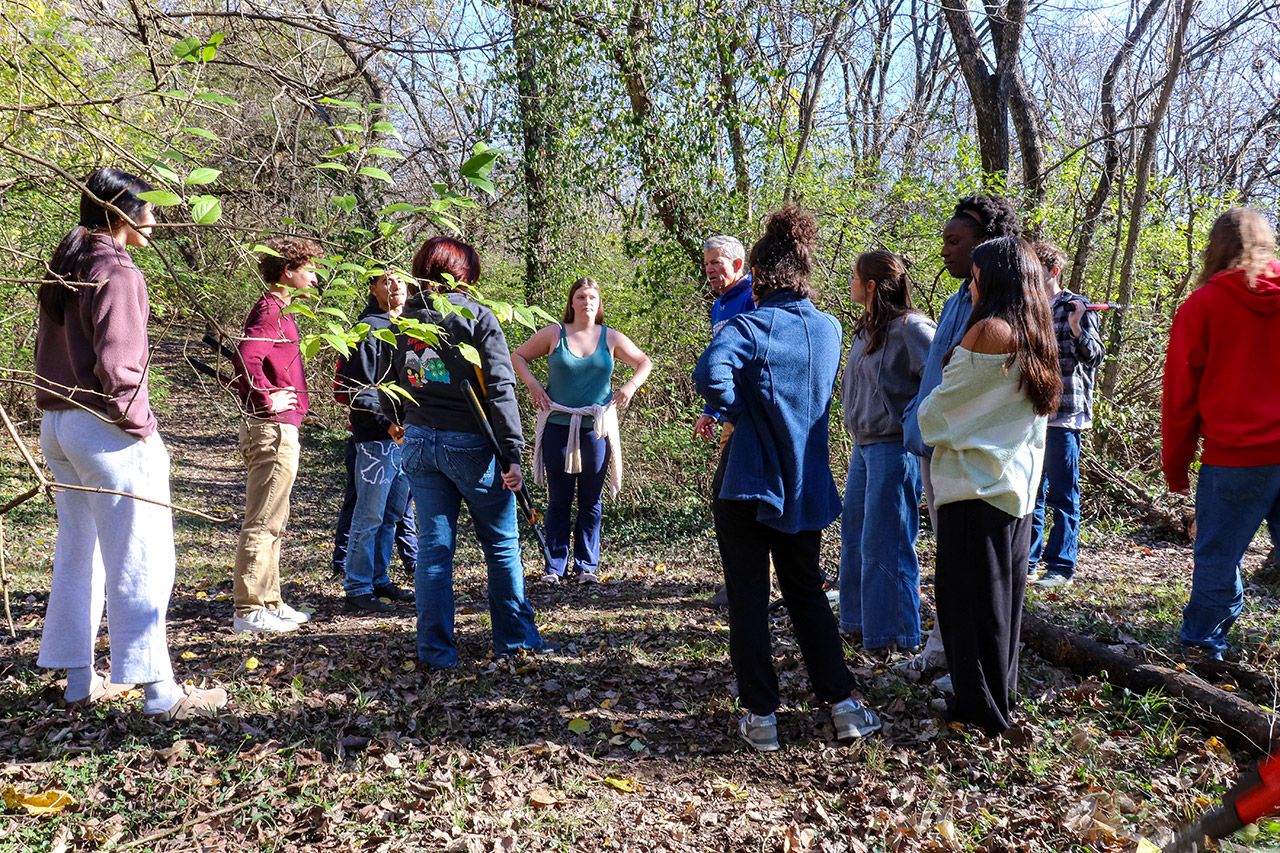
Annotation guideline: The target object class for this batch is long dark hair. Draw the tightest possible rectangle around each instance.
[39,168,154,323]
[852,250,916,355]
[750,204,818,303]
[967,237,1062,416]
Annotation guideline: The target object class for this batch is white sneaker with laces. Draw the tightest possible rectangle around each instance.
[233,607,299,634]
[271,602,311,624]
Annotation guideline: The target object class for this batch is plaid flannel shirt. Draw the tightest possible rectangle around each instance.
[1050,290,1105,430]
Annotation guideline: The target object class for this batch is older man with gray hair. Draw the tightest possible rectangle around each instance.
[696,235,756,607]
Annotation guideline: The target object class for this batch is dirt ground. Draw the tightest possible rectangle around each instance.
[2,339,1278,852]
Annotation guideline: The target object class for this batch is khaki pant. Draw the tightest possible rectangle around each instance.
[233,420,299,615]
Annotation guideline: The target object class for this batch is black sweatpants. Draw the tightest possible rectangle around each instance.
[713,497,853,716]
[935,499,1032,736]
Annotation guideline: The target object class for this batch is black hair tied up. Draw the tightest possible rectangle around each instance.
[952,195,1022,241]
[750,203,819,302]
[39,168,155,324]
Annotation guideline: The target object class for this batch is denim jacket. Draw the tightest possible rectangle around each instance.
[693,291,843,533]
[903,282,974,458]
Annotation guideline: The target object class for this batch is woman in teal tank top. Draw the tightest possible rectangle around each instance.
[512,278,653,583]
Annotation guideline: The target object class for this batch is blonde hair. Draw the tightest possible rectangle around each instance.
[1198,208,1276,289]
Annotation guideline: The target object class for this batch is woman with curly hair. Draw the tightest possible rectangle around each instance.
[1163,208,1280,659]
[694,205,882,751]
[918,236,1061,735]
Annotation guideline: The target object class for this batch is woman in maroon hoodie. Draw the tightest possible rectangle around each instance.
[1163,207,1280,659]
[33,168,226,720]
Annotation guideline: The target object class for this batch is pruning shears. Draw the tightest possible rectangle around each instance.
[460,378,553,567]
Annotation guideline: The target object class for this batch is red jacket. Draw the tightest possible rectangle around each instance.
[236,294,309,427]
[1162,259,1280,492]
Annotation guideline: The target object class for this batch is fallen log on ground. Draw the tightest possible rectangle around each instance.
[1021,612,1278,751]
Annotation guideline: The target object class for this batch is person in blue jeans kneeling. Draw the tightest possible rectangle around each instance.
[838,251,935,652]
[395,236,548,668]
[1163,208,1280,660]
[1027,241,1104,588]
[335,271,416,613]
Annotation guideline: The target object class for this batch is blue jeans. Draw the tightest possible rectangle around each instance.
[401,424,543,667]
[332,437,417,574]
[1181,463,1280,655]
[344,440,408,597]
[542,422,609,576]
[1029,427,1082,576]
[839,442,923,649]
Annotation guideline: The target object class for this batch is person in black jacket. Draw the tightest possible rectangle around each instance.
[395,236,549,668]
[334,271,416,612]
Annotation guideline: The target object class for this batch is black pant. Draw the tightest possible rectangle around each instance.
[714,497,852,716]
[935,499,1032,736]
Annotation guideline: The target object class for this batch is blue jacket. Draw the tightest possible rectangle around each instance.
[903,282,973,458]
[693,291,843,533]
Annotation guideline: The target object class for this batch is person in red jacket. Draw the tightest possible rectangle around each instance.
[232,236,322,634]
[1162,207,1280,659]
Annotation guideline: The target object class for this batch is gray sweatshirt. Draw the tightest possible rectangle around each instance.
[840,312,936,446]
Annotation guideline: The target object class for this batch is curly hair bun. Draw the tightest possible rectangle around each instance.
[762,203,818,251]
[953,195,1022,240]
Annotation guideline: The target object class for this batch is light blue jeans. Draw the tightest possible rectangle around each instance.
[839,441,923,649]
[1181,463,1280,655]
[401,424,543,667]
[36,409,176,685]
[344,440,408,597]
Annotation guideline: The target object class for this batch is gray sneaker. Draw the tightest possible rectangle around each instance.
[738,712,780,751]
[706,586,729,608]
[831,699,882,741]
[1033,572,1073,589]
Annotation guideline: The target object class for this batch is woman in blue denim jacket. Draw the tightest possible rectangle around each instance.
[694,205,881,752]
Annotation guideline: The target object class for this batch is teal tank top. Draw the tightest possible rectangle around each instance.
[546,324,614,427]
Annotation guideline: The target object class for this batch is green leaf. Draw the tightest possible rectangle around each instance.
[322,333,351,354]
[312,162,349,172]
[137,190,182,207]
[371,328,398,346]
[300,337,321,360]
[332,195,357,213]
[464,175,495,196]
[185,168,222,185]
[366,147,405,159]
[370,121,400,138]
[318,97,363,109]
[195,91,240,107]
[172,37,202,61]
[456,342,481,367]
[331,123,365,133]
[567,718,590,735]
[322,144,359,158]
[190,195,221,224]
[150,162,181,183]
[251,243,283,258]
[379,203,415,215]
[460,150,497,179]
[357,166,394,185]
[317,306,349,320]
[179,127,220,141]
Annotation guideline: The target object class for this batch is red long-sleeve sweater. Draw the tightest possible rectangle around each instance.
[1162,259,1280,492]
[236,294,309,426]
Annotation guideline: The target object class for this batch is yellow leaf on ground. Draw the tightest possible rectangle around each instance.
[603,776,638,792]
[400,660,416,672]
[1205,736,1231,760]
[568,717,590,735]
[528,787,563,809]
[244,656,259,671]
[2,786,76,815]
[935,820,957,842]
[180,651,197,660]
[1135,839,1162,853]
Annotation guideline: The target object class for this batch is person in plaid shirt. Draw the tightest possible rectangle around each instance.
[1029,241,1105,588]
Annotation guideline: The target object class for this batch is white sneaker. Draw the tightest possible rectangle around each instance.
[233,607,299,634]
[271,602,311,624]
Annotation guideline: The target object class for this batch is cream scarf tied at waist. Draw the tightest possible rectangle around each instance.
[532,401,623,498]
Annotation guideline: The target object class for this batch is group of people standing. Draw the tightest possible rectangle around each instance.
[28,166,1280,747]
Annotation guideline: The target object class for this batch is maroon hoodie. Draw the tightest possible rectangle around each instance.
[33,233,157,439]
[236,293,309,427]
[1162,258,1280,491]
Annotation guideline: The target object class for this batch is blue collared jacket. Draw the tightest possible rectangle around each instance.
[693,291,843,534]
[903,281,974,458]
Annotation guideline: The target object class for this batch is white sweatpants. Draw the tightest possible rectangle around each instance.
[36,409,176,685]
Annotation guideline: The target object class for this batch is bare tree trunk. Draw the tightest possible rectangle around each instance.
[784,9,845,201]
[1068,0,1167,294]
[714,27,753,225]
[510,0,558,304]
[1100,0,1196,399]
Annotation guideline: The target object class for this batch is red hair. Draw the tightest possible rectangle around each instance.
[412,236,480,292]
